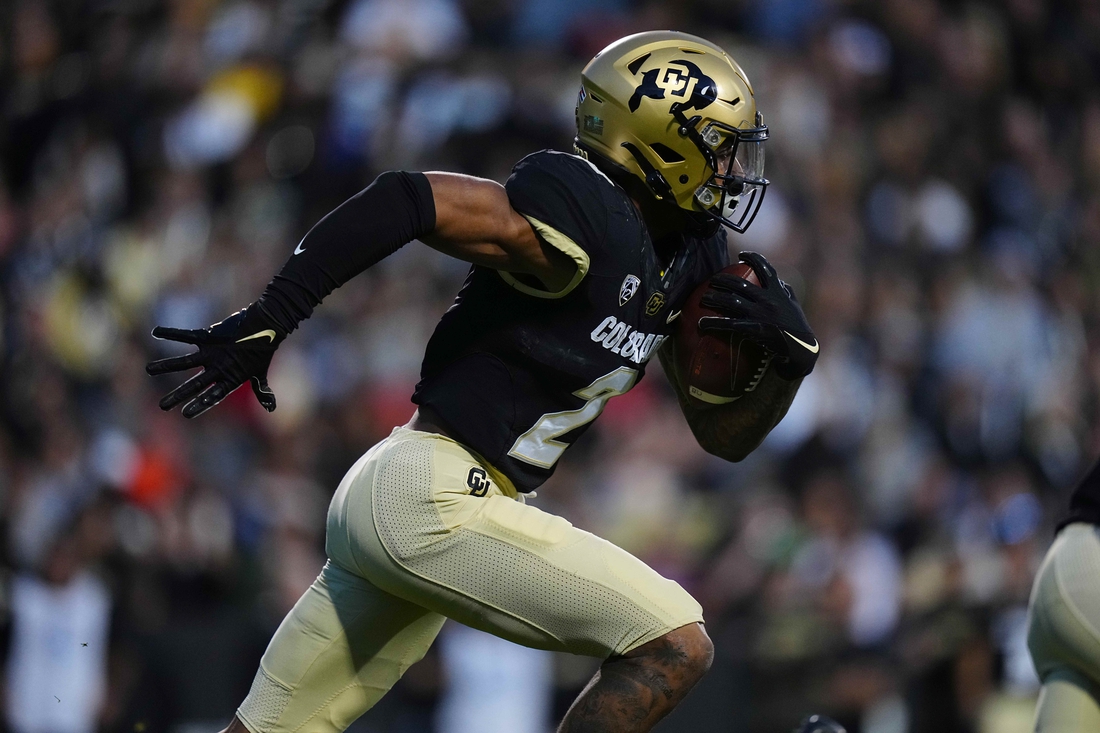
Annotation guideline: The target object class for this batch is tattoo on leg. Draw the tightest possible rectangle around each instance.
[647,638,690,669]
[558,626,711,733]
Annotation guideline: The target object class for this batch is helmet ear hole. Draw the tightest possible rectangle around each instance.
[650,143,685,164]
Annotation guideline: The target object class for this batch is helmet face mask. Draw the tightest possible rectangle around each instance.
[672,102,769,233]
[575,31,770,235]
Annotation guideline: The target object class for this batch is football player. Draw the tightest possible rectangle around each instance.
[1028,457,1100,731]
[147,31,818,733]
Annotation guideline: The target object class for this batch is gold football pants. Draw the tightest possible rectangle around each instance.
[1028,523,1100,732]
[236,426,703,733]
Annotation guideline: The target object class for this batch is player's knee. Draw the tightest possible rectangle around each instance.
[674,623,714,680]
[630,623,713,685]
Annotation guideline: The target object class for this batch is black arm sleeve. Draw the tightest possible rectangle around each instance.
[258,171,436,334]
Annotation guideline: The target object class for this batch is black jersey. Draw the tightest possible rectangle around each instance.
[412,150,729,492]
[1058,456,1100,531]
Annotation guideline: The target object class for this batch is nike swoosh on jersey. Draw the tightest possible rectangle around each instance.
[784,331,819,354]
[666,310,681,324]
[236,330,277,344]
[294,242,306,255]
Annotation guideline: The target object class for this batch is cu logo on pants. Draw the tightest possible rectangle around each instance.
[466,467,490,497]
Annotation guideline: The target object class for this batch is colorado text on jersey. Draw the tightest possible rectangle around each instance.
[590,316,669,364]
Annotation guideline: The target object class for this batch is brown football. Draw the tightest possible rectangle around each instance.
[674,262,772,409]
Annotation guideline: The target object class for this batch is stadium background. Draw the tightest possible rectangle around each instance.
[0,0,1094,731]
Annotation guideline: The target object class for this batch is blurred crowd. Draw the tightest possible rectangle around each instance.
[0,0,1097,732]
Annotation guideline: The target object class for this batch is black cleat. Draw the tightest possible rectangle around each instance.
[795,715,846,733]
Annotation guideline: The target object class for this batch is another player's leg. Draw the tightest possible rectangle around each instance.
[1033,669,1100,732]
[557,623,712,733]
[1028,523,1100,732]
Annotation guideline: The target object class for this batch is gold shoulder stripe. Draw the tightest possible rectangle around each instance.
[498,215,591,299]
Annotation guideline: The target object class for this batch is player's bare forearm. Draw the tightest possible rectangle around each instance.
[686,371,799,461]
[658,342,800,461]
[422,172,576,291]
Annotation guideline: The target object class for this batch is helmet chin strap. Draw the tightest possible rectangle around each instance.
[684,211,722,238]
[619,142,674,201]
[577,141,727,238]
[618,142,727,238]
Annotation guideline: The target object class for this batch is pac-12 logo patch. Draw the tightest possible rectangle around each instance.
[619,275,641,306]
[628,59,718,113]
[645,292,667,316]
[466,467,490,497]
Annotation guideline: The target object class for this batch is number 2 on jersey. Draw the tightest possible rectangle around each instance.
[508,367,638,468]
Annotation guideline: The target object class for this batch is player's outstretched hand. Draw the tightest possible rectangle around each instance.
[697,251,819,380]
[146,302,285,418]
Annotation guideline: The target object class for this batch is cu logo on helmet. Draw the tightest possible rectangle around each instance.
[628,60,717,113]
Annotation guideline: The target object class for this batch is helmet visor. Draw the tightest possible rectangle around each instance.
[694,120,768,233]
[727,132,765,187]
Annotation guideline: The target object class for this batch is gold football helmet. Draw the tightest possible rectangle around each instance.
[575,31,768,233]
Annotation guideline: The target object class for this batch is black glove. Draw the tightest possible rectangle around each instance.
[698,251,819,380]
[146,302,284,418]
